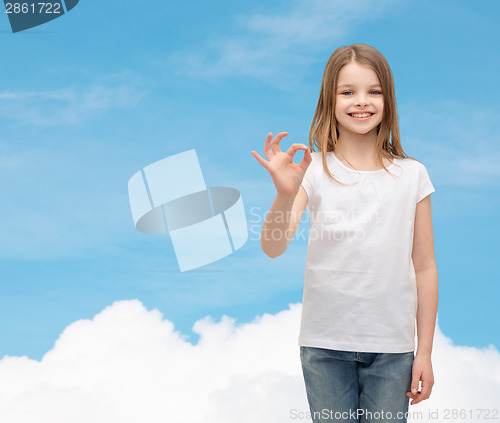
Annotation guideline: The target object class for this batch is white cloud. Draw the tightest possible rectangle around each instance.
[169,0,396,87]
[400,99,500,187]
[0,72,147,127]
[0,300,498,423]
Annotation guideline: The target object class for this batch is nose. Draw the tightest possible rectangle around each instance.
[355,93,369,107]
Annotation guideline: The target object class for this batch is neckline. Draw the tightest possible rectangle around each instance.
[329,151,396,174]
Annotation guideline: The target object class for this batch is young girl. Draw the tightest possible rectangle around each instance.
[251,44,438,423]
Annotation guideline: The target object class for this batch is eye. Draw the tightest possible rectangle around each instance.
[370,90,382,95]
[341,91,353,96]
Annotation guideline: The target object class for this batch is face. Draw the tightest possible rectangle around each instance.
[334,61,384,138]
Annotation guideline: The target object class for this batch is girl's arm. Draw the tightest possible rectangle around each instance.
[251,131,312,258]
[261,186,308,258]
[407,194,438,405]
[412,194,439,357]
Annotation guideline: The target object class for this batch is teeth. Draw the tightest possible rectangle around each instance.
[350,113,372,118]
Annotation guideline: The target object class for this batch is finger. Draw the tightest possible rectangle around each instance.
[286,144,312,169]
[410,376,420,397]
[299,147,313,170]
[250,150,270,171]
[407,391,419,402]
[406,393,418,405]
[270,131,288,155]
[270,131,287,154]
[409,392,424,405]
[420,380,433,400]
[263,132,273,157]
[410,392,427,405]
[285,143,308,157]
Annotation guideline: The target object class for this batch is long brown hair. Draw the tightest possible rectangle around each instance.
[308,43,413,182]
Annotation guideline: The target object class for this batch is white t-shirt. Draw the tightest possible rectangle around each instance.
[299,151,435,353]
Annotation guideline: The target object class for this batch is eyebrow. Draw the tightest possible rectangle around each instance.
[337,84,382,89]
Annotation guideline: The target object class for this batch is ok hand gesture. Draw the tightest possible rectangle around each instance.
[251,132,312,197]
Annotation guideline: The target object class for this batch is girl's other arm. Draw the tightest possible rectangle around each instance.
[407,194,438,405]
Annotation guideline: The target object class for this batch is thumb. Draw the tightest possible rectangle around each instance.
[410,376,420,395]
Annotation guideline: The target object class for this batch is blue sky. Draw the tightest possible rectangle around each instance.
[0,0,498,361]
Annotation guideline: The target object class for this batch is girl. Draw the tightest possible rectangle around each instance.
[251,44,438,423]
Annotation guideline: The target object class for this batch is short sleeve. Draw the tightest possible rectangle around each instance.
[416,161,435,203]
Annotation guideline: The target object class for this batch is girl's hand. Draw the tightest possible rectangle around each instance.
[251,132,312,197]
[406,354,435,405]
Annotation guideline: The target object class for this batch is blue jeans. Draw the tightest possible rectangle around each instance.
[300,346,414,423]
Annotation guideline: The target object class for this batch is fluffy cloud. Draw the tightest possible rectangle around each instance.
[168,0,396,87]
[0,300,498,423]
[0,72,145,127]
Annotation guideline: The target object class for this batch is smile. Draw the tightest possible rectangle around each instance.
[348,112,374,120]
[349,113,374,117]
